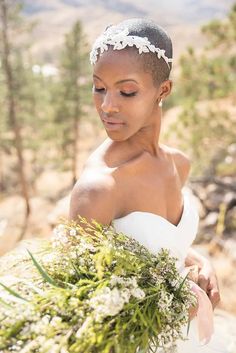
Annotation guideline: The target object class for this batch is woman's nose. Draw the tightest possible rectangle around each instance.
[101,92,119,114]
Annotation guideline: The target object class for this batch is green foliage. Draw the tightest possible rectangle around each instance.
[26,250,60,288]
[0,218,196,353]
[165,100,235,176]
[0,282,28,302]
[165,3,236,176]
[53,20,92,163]
[0,1,37,130]
[178,3,236,102]
[178,48,235,101]
[0,5,93,191]
[202,4,236,48]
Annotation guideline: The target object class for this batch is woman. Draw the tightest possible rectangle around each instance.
[69,18,222,352]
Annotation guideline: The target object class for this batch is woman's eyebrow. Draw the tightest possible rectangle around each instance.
[93,74,103,81]
[93,74,138,85]
[116,79,139,84]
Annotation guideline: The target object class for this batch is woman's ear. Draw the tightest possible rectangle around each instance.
[159,79,172,100]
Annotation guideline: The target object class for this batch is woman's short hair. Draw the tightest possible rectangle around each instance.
[91,18,173,87]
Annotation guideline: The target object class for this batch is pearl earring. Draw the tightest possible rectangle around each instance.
[159,99,163,107]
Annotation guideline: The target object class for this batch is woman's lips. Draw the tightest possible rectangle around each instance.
[101,117,125,130]
[102,117,124,124]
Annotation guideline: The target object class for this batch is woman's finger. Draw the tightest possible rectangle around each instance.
[207,277,221,309]
[197,272,209,292]
[208,288,221,308]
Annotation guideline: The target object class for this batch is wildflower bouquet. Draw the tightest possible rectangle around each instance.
[0,217,196,353]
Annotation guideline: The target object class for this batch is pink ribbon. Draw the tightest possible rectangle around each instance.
[189,280,214,345]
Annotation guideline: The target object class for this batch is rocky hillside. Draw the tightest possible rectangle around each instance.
[21,0,235,61]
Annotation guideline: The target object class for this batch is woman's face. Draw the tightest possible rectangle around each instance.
[92,48,169,141]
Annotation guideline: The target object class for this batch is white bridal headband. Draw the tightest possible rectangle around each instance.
[90,26,173,69]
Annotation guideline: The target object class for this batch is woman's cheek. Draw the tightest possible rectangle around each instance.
[93,95,101,111]
[132,102,147,118]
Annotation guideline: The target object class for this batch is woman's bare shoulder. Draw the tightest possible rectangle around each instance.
[69,167,117,226]
[162,144,191,186]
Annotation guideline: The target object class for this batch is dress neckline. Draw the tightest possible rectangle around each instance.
[113,190,187,229]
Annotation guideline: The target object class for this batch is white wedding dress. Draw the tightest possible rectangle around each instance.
[113,188,230,353]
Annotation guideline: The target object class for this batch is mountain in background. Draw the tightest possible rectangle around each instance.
[22,0,234,62]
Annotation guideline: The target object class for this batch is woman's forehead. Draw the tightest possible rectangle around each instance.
[94,47,140,68]
[93,48,152,85]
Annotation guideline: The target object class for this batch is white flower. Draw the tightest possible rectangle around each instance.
[52,223,69,246]
[79,238,96,253]
[130,287,145,299]
[54,224,67,237]
[158,292,174,312]
[110,275,138,288]
[120,288,131,303]
[69,228,77,236]
[50,316,62,327]
[75,317,92,338]
[110,274,121,286]
[89,287,128,320]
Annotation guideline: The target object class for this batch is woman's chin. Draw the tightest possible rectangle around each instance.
[106,132,127,142]
[105,129,129,142]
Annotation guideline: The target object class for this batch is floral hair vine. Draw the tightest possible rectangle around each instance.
[90,27,173,69]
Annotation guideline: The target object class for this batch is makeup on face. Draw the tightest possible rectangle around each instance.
[93,75,139,98]
[92,49,164,140]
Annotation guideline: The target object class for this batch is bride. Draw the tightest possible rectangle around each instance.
[69,18,223,352]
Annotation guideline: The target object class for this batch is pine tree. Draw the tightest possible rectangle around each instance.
[0,0,41,238]
[202,3,236,48]
[164,3,236,176]
[0,0,30,222]
[54,20,91,185]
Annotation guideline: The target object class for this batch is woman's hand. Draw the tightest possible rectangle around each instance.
[185,248,221,309]
[197,259,220,309]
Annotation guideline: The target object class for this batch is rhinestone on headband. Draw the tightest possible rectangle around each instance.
[90,27,173,69]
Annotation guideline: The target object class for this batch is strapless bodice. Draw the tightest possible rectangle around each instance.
[112,188,199,269]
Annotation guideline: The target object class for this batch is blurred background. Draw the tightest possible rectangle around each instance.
[0,0,236,336]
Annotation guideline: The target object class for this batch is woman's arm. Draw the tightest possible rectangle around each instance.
[172,148,221,309]
[69,178,117,225]
[185,247,221,309]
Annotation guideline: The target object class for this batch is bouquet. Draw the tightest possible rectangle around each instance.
[0,217,196,353]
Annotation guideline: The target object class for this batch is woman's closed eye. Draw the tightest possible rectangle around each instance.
[121,91,137,97]
[93,87,137,97]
